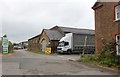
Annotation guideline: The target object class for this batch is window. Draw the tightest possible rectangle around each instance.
[116,35,120,55]
[64,42,69,46]
[58,42,64,47]
[115,5,120,20]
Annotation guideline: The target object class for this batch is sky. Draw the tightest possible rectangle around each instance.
[0,0,97,43]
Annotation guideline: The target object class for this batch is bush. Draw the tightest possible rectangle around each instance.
[98,40,120,67]
[80,40,120,68]
[80,54,97,63]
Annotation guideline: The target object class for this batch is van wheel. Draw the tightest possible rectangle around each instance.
[67,50,71,54]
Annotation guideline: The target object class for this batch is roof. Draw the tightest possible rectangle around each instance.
[58,26,95,35]
[92,0,120,10]
[92,1,103,10]
[29,26,95,41]
[28,34,40,40]
[44,29,63,40]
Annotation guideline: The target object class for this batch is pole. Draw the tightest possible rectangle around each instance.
[83,36,87,54]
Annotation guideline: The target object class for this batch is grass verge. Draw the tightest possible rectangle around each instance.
[27,50,45,54]
[79,54,120,72]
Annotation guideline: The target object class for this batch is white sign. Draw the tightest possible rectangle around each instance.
[2,37,9,53]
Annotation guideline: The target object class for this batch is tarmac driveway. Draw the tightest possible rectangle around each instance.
[2,49,119,75]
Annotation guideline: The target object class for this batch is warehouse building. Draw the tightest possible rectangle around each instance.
[28,26,95,53]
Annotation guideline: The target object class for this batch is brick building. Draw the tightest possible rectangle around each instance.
[92,1,120,54]
[39,29,63,53]
[28,34,41,51]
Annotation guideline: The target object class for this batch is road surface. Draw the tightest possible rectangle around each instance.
[2,49,119,75]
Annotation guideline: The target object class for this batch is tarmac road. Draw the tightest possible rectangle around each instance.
[2,49,119,75]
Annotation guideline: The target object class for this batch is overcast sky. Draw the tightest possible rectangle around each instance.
[0,0,97,43]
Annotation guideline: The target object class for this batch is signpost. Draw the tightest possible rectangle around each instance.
[2,36,9,54]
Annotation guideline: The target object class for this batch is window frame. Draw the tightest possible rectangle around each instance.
[116,35,120,55]
[115,4,120,21]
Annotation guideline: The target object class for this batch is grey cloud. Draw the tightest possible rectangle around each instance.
[1,0,97,43]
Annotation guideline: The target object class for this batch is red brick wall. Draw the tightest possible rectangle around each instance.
[94,2,120,53]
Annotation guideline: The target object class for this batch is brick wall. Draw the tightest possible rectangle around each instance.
[28,35,40,51]
[50,40,59,53]
[93,2,120,53]
[39,31,59,53]
[39,31,50,51]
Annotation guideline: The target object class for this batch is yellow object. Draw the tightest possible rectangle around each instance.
[45,47,51,54]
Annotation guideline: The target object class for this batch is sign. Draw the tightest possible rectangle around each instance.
[45,47,51,54]
[2,37,9,53]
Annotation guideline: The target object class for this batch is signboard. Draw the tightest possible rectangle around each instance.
[2,37,9,53]
[45,47,51,54]
[116,35,120,55]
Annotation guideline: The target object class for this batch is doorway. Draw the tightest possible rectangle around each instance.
[41,40,47,52]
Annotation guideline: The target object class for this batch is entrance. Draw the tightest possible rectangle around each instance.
[41,40,47,52]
